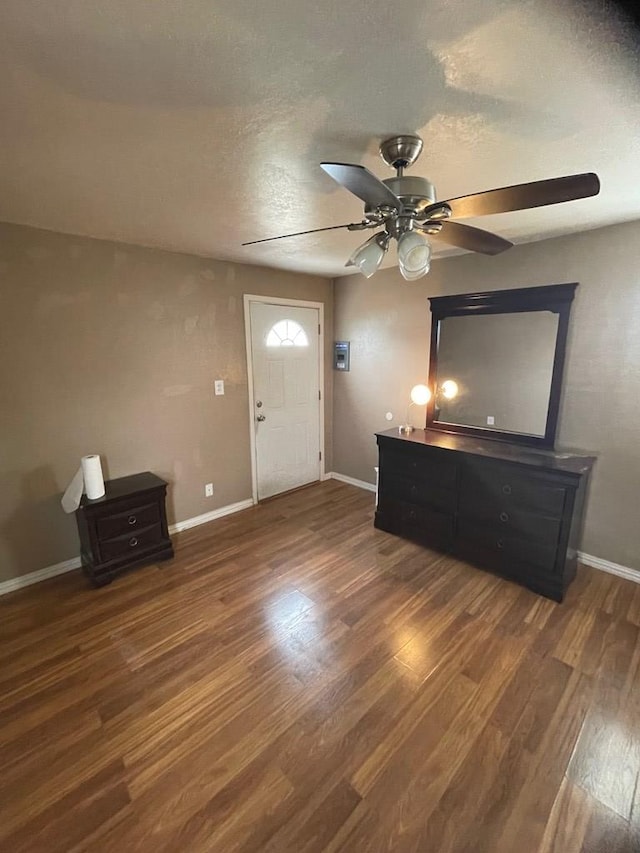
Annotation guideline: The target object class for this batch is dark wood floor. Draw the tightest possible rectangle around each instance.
[1,480,640,852]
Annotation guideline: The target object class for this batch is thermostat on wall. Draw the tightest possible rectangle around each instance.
[334,341,350,371]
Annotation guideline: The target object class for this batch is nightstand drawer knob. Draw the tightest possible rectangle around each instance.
[499,511,509,523]
[128,515,137,526]
[496,538,505,550]
[502,484,512,495]
[129,537,138,547]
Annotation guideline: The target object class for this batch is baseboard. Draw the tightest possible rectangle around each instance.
[0,555,83,597]
[0,497,255,597]
[5,497,637,597]
[327,471,376,493]
[168,498,254,534]
[578,551,640,584]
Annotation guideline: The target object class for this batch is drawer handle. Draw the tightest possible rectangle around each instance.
[502,484,512,495]
[408,510,417,521]
[410,485,418,496]
[499,511,509,523]
[128,515,137,526]
[129,537,138,548]
[496,538,505,550]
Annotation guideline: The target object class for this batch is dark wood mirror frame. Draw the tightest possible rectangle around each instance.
[426,282,578,449]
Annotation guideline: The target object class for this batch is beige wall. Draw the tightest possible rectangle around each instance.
[333,220,640,570]
[0,222,333,583]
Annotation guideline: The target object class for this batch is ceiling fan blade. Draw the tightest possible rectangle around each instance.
[242,222,365,246]
[320,162,401,210]
[440,173,600,219]
[428,221,513,255]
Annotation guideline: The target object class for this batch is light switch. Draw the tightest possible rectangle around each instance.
[214,380,225,396]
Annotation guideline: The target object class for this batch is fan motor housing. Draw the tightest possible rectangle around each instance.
[383,175,436,213]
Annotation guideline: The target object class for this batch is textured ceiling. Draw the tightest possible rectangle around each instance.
[1,0,639,277]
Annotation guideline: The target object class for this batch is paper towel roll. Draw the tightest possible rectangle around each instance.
[82,454,105,500]
[61,454,106,513]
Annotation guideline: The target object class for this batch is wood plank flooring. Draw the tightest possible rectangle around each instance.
[1,479,639,852]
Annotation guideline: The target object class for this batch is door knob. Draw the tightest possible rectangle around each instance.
[256,400,263,408]
[257,414,266,422]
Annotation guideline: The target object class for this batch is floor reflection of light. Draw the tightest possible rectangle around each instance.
[393,629,440,681]
[391,627,420,657]
[264,589,322,671]
[571,710,639,817]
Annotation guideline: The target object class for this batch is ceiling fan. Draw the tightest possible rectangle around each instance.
[242,134,600,280]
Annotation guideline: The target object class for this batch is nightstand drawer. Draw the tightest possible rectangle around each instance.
[98,523,164,563]
[96,502,161,541]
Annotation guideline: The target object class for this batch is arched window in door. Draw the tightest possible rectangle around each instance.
[266,319,309,347]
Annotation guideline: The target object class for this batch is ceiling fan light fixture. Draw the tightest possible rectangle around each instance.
[398,230,431,280]
[399,264,429,281]
[245,135,600,268]
[348,232,388,278]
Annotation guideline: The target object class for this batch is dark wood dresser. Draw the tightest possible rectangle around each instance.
[375,429,594,601]
[75,472,173,587]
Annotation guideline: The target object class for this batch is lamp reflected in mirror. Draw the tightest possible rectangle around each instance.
[434,378,461,422]
[440,379,459,400]
[400,384,432,434]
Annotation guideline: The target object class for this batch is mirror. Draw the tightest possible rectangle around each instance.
[426,284,577,448]
[435,311,559,436]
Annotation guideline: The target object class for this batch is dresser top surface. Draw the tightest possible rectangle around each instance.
[376,428,595,475]
[79,472,167,508]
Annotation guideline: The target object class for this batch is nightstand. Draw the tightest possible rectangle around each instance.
[75,472,174,587]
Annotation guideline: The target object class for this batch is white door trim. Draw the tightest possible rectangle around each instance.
[243,294,325,504]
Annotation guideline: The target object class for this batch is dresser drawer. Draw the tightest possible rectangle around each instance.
[458,503,562,545]
[461,462,566,518]
[381,471,456,513]
[455,539,565,601]
[96,501,161,541]
[98,523,164,563]
[381,447,457,490]
[457,519,559,573]
[379,498,454,546]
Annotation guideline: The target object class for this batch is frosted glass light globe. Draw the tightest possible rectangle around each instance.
[348,234,387,278]
[410,384,432,406]
[398,231,431,279]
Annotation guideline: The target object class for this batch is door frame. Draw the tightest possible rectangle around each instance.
[243,294,325,505]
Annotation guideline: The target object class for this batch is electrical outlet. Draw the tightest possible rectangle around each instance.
[205,483,213,497]
[487,415,495,426]
[214,380,225,396]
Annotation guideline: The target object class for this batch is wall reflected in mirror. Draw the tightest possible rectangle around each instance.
[434,311,559,437]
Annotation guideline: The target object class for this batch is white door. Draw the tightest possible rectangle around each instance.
[248,301,321,500]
